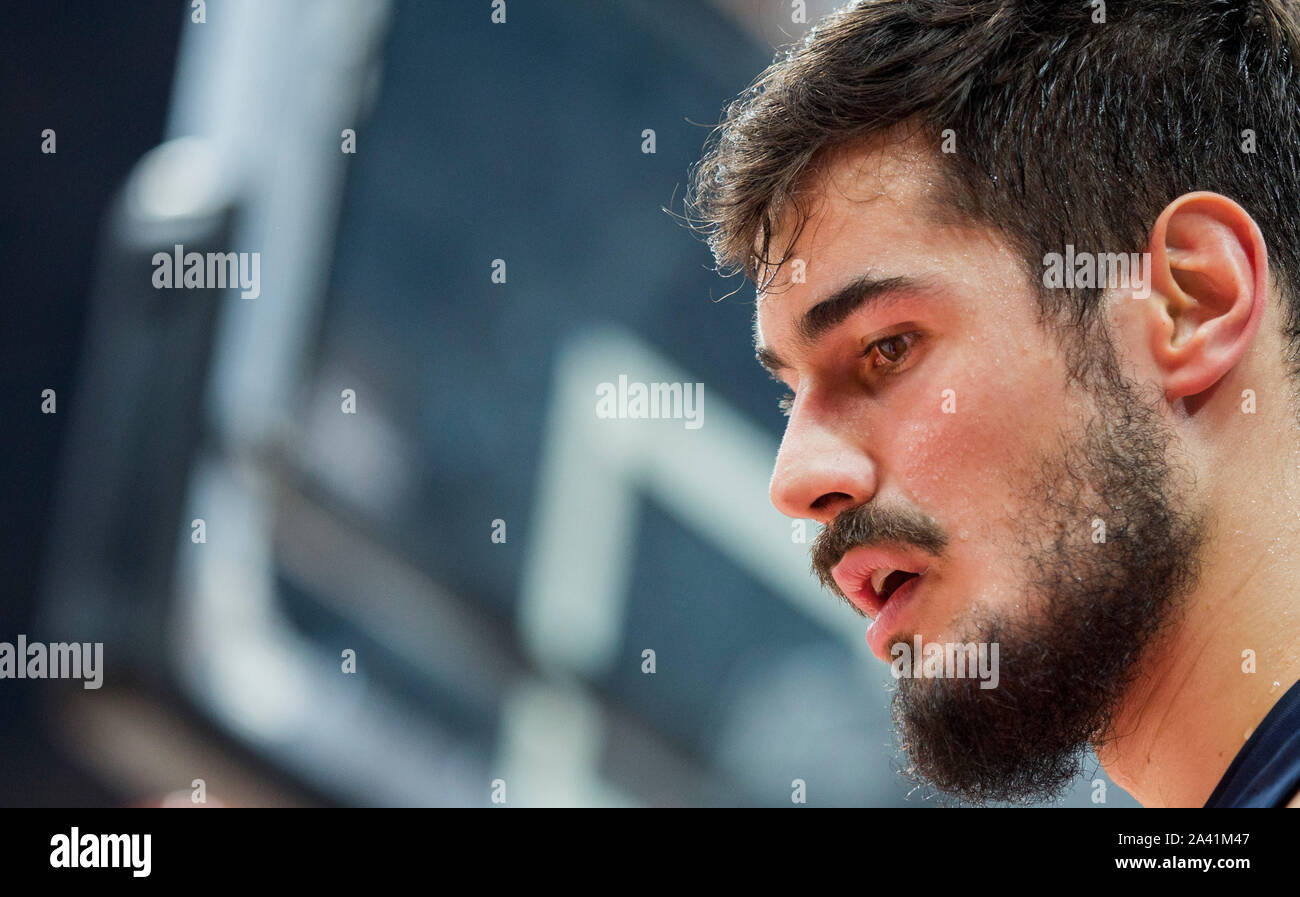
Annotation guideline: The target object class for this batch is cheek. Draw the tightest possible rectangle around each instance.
[890,343,1073,630]
[896,350,1066,502]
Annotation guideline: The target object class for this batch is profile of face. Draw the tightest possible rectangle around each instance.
[756,136,1209,804]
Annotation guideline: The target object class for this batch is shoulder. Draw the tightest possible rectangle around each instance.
[1288,787,1300,808]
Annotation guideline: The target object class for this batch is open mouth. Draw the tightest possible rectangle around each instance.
[872,568,921,602]
[829,546,932,619]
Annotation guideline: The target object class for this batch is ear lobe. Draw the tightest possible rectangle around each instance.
[1144,192,1268,402]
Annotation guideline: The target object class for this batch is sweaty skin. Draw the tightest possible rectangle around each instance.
[756,131,1300,807]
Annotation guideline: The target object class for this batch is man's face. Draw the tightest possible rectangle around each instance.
[755,137,1206,803]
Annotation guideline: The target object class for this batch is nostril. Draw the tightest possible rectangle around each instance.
[810,491,854,514]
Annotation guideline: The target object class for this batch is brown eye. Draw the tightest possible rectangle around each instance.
[876,336,907,362]
[869,332,918,367]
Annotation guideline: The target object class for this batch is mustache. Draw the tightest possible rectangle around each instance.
[810,503,948,595]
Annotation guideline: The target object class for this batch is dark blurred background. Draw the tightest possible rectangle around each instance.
[1,0,1134,807]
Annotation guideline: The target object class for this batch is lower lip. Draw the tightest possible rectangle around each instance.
[866,574,925,661]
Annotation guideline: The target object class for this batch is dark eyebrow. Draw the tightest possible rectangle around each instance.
[756,345,787,377]
[798,273,921,343]
[754,273,928,375]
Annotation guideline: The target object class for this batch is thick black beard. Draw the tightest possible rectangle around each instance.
[890,363,1206,805]
[811,337,1207,805]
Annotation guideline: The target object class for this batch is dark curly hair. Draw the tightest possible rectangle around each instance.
[688,0,1300,377]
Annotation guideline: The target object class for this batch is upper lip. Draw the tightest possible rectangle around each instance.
[830,545,931,618]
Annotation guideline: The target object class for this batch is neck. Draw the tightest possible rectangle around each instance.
[1095,413,1300,807]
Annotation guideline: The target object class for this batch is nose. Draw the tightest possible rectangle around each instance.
[769,402,877,525]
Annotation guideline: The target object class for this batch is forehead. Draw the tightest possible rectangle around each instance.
[751,131,1036,357]
[756,132,945,299]
[748,131,1040,366]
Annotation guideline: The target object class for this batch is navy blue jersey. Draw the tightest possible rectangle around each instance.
[1204,677,1300,807]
